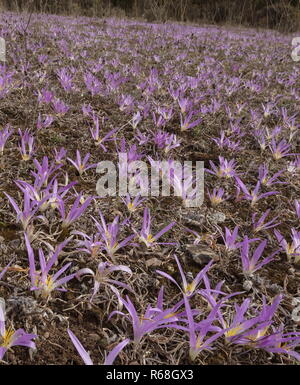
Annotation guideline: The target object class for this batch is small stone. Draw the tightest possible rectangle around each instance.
[243,280,253,291]
[207,210,226,224]
[292,305,300,322]
[185,245,217,266]
[8,239,20,248]
[145,258,162,268]
[89,333,101,342]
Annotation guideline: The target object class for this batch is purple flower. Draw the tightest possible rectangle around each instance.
[239,236,277,275]
[25,233,75,298]
[177,96,192,114]
[36,113,54,131]
[180,111,201,131]
[109,287,186,344]
[270,138,297,160]
[92,211,134,262]
[258,164,285,186]
[157,255,213,298]
[57,67,73,92]
[84,72,103,96]
[206,157,238,179]
[255,327,300,361]
[225,295,282,345]
[52,98,69,115]
[207,187,228,207]
[68,150,97,176]
[274,228,300,263]
[122,193,146,213]
[235,177,278,206]
[252,209,280,233]
[218,226,241,251]
[0,299,37,360]
[90,116,118,151]
[76,261,133,302]
[182,294,227,361]
[67,329,130,365]
[137,208,176,247]
[57,194,93,229]
[131,110,142,129]
[4,190,47,231]
[18,128,35,161]
[223,298,267,344]
[153,130,181,154]
[31,156,63,188]
[54,147,67,164]
[0,124,13,155]
[294,200,300,219]
[38,88,53,104]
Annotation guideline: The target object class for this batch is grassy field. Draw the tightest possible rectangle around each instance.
[0,12,299,365]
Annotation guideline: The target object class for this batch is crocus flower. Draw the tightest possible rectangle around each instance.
[274,228,300,263]
[4,190,47,230]
[0,299,37,361]
[131,110,142,129]
[178,97,191,114]
[76,261,133,302]
[206,157,238,179]
[31,156,63,188]
[67,329,130,365]
[207,187,228,207]
[92,211,134,262]
[182,295,227,361]
[255,327,300,362]
[52,98,69,115]
[225,295,282,346]
[153,130,181,153]
[235,177,278,206]
[36,113,54,131]
[262,102,276,118]
[223,298,269,344]
[0,124,13,155]
[122,193,146,213]
[72,230,102,258]
[258,164,285,186]
[37,88,54,104]
[90,116,118,151]
[135,128,149,145]
[25,233,75,298]
[54,147,67,164]
[239,236,277,275]
[18,128,35,161]
[218,226,241,251]
[57,194,93,229]
[84,72,103,96]
[270,138,296,160]
[109,288,186,344]
[157,255,213,298]
[180,111,201,131]
[56,67,73,92]
[294,200,300,219]
[211,131,228,149]
[67,150,97,176]
[137,208,176,247]
[157,106,173,122]
[252,209,280,233]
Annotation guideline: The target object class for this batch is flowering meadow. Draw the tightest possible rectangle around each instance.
[0,12,300,365]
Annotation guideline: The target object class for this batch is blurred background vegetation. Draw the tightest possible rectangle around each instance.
[0,0,300,32]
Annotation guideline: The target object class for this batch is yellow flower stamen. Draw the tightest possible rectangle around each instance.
[0,326,15,348]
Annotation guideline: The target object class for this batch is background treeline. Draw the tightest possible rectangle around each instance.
[1,0,300,32]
